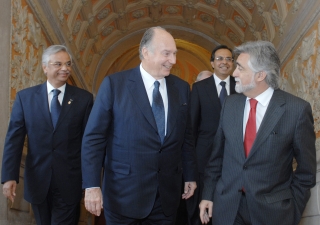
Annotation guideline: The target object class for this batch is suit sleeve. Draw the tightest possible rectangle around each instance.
[181,84,198,182]
[201,104,225,201]
[1,93,26,184]
[81,77,113,188]
[189,83,201,146]
[291,102,316,216]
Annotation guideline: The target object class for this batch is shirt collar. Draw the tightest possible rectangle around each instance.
[140,64,165,89]
[213,74,230,85]
[47,81,66,95]
[247,87,274,106]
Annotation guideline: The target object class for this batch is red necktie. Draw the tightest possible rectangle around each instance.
[244,99,258,158]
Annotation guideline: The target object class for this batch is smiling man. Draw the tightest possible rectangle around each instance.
[1,45,93,225]
[186,45,236,225]
[199,41,316,225]
[81,26,197,224]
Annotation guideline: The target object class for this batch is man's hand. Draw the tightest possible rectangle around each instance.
[3,180,17,204]
[182,181,197,199]
[199,200,213,224]
[84,188,103,216]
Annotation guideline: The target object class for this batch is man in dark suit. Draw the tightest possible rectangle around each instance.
[81,26,197,224]
[186,45,236,225]
[1,45,94,225]
[200,41,316,225]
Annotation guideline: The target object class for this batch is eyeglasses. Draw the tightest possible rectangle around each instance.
[49,61,72,68]
[215,57,234,62]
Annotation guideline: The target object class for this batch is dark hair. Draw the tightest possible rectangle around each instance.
[210,45,233,62]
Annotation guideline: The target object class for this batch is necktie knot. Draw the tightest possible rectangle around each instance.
[154,81,160,89]
[52,89,61,97]
[220,81,226,87]
[249,98,258,109]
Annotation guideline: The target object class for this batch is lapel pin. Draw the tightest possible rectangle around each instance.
[68,99,73,104]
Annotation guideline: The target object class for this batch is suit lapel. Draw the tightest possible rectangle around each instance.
[127,67,158,132]
[165,75,179,141]
[55,84,74,129]
[205,77,221,108]
[229,94,247,160]
[34,82,52,128]
[248,90,286,158]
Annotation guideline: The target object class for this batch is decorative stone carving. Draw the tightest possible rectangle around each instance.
[301,30,316,61]
[255,0,265,15]
[292,0,302,14]
[205,0,217,5]
[97,8,110,20]
[132,10,144,18]
[57,9,64,24]
[63,0,74,15]
[218,14,226,23]
[234,15,246,28]
[278,23,286,37]
[72,20,82,35]
[200,14,213,23]
[271,9,281,27]
[249,23,256,33]
[80,37,88,51]
[166,6,179,14]
[102,26,114,36]
[88,13,95,24]
[27,13,41,48]
[261,30,268,41]
[228,32,239,43]
[241,0,255,9]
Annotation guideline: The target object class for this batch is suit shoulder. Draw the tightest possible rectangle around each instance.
[17,83,43,95]
[167,74,189,87]
[276,89,310,106]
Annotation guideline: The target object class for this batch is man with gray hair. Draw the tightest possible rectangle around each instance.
[82,26,197,224]
[195,70,212,82]
[199,41,316,225]
[2,45,93,224]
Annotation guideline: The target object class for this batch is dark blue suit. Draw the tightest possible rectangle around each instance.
[1,83,93,215]
[81,66,197,219]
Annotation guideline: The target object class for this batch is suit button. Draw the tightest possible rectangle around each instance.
[158,169,161,173]
[159,149,162,153]
[243,165,247,170]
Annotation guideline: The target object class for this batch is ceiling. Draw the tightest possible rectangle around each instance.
[30,0,317,93]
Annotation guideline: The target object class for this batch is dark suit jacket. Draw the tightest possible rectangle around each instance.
[190,76,236,173]
[81,66,197,218]
[1,82,93,205]
[202,89,316,225]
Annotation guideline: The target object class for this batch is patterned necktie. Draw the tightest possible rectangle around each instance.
[152,81,165,144]
[51,89,61,128]
[219,81,227,105]
[244,98,258,158]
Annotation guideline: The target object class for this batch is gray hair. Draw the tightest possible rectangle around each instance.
[139,26,166,60]
[234,41,280,89]
[42,45,72,66]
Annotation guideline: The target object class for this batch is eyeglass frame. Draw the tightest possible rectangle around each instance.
[48,61,73,68]
[214,56,234,62]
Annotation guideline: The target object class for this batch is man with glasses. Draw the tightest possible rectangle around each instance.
[1,45,93,225]
[187,45,236,225]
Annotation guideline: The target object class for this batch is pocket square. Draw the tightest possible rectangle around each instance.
[182,103,187,105]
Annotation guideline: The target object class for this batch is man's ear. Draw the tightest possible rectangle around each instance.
[142,47,149,59]
[42,64,47,75]
[257,71,267,81]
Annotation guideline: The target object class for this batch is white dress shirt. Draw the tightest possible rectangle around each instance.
[140,64,168,135]
[243,87,274,139]
[213,74,231,96]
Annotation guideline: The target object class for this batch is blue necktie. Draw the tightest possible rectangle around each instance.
[219,81,227,105]
[51,89,61,127]
[152,81,165,144]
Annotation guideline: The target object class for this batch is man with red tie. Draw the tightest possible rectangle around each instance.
[199,41,316,225]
